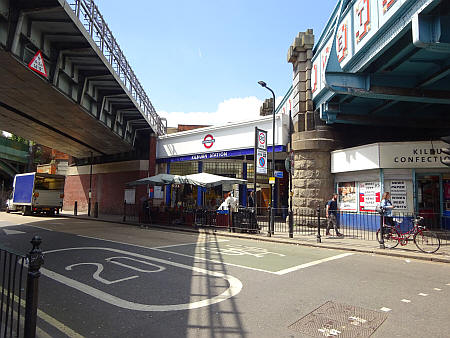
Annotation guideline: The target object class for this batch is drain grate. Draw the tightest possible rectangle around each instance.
[288,301,388,337]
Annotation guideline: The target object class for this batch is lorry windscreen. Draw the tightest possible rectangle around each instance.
[34,177,65,190]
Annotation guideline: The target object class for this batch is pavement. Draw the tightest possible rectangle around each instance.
[59,211,450,264]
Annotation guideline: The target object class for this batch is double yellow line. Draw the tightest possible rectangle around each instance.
[1,294,83,337]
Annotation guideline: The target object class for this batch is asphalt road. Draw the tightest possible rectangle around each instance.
[1,212,449,337]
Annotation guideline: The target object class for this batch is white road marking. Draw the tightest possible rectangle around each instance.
[447,283,450,286]
[349,316,367,326]
[201,244,285,258]
[66,262,139,285]
[418,293,428,296]
[153,247,277,274]
[401,299,411,303]
[30,225,54,231]
[42,247,242,311]
[28,224,353,275]
[3,229,25,235]
[318,328,341,336]
[76,234,229,250]
[433,288,442,291]
[380,307,391,312]
[274,253,354,275]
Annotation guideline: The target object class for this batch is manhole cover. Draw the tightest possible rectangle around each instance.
[288,301,388,337]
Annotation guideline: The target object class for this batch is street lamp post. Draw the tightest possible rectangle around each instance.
[258,81,275,236]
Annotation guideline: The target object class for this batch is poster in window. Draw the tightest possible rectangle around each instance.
[124,189,135,204]
[359,181,381,212]
[338,182,357,211]
[154,186,164,199]
[390,180,407,210]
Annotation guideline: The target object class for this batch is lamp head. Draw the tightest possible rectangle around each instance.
[258,81,267,88]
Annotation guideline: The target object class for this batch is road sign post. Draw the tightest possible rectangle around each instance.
[254,128,268,235]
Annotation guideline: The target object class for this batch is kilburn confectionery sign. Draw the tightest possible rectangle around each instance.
[331,141,450,173]
[379,141,450,169]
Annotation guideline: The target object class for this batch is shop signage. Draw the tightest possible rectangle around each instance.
[379,141,449,168]
[157,145,286,163]
[202,134,215,149]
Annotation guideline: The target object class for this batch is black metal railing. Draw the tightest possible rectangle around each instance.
[0,236,43,338]
[121,202,450,248]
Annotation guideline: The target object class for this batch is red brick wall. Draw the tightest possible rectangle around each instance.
[64,170,148,215]
[149,136,157,176]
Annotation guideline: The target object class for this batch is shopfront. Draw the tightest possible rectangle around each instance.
[331,141,450,230]
[156,114,290,211]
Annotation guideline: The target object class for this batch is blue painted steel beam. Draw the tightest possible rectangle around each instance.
[413,14,450,53]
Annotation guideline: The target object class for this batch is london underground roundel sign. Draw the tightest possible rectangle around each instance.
[202,134,215,149]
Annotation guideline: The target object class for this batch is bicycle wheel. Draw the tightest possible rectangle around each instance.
[376,226,399,249]
[414,230,440,253]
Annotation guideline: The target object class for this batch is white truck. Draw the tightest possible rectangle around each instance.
[6,172,65,216]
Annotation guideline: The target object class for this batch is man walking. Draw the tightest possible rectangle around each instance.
[326,194,343,237]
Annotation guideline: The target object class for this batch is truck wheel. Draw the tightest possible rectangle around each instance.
[22,206,31,216]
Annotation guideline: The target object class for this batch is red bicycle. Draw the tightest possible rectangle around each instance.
[376,215,441,253]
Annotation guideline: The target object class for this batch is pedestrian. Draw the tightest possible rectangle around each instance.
[326,193,343,236]
[381,192,394,226]
[248,191,255,208]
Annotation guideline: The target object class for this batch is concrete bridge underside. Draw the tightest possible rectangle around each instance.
[0,51,132,157]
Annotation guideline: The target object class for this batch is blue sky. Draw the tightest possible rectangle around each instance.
[94,0,338,127]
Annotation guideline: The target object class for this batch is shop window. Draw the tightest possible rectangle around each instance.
[170,162,198,175]
[203,161,243,178]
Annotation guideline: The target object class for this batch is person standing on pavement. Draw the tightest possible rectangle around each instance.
[381,192,394,226]
[326,194,343,236]
[248,191,255,208]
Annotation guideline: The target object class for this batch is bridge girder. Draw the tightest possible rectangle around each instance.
[0,0,164,159]
[314,0,450,131]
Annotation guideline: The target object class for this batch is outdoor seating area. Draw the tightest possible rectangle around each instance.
[124,172,261,232]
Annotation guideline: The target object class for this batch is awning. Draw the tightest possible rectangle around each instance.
[126,172,247,188]
[173,173,247,188]
[126,173,176,186]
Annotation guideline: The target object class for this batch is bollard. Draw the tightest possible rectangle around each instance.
[24,236,44,338]
[94,201,98,218]
[379,213,385,249]
[74,201,77,216]
[123,202,126,222]
[267,207,272,237]
[288,211,294,238]
[316,205,321,243]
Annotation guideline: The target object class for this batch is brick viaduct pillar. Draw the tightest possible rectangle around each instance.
[287,30,339,215]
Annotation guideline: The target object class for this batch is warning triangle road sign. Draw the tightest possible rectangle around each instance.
[28,50,48,77]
